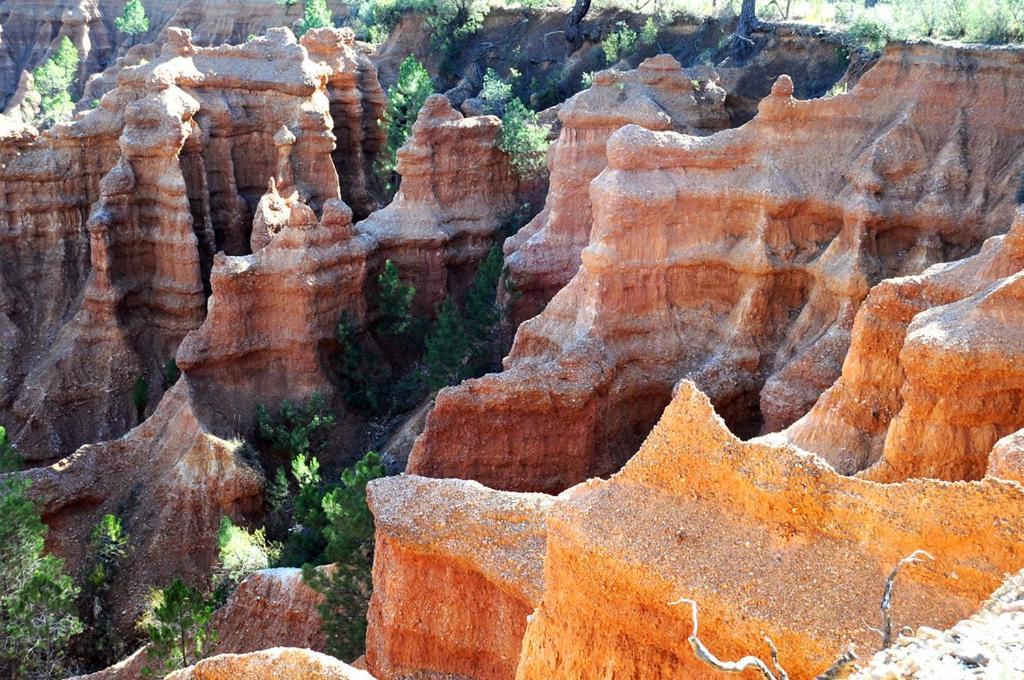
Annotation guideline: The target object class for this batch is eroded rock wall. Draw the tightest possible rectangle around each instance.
[783,209,1024,481]
[408,42,1024,494]
[3,26,385,463]
[366,475,551,680]
[503,55,728,326]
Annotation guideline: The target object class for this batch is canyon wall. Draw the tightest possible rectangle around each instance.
[2,26,384,463]
[408,42,1024,494]
[513,381,1024,678]
[502,55,728,326]
[783,208,1024,481]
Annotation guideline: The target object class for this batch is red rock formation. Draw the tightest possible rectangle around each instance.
[210,568,327,655]
[514,381,1024,678]
[988,428,1024,485]
[356,94,519,316]
[502,55,728,325]
[167,647,374,680]
[177,182,370,431]
[783,210,1024,481]
[3,26,385,462]
[365,475,551,680]
[302,28,387,220]
[23,381,264,634]
[408,42,1024,494]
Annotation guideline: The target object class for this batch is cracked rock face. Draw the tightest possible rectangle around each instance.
[407,42,1024,495]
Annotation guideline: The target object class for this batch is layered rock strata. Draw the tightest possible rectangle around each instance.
[365,475,552,680]
[513,381,1024,678]
[409,42,1024,494]
[210,568,327,656]
[502,55,728,325]
[23,381,264,634]
[782,209,1024,481]
[3,26,385,462]
[357,94,520,317]
[177,183,371,432]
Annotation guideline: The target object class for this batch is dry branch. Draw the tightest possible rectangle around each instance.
[880,550,934,647]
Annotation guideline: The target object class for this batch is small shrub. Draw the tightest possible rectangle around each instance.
[844,12,896,52]
[255,392,336,460]
[115,0,149,36]
[427,0,488,78]
[140,579,216,676]
[162,358,180,388]
[0,478,83,679]
[602,22,638,65]
[640,17,659,45]
[132,374,149,422]
[296,0,333,36]
[84,514,130,666]
[0,425,20,472]
[500,98,550,178]
[213,517,281,602]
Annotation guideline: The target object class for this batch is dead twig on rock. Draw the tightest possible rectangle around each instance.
[669,598,786,680]
[881,550,934,647]
[814,646,858,680]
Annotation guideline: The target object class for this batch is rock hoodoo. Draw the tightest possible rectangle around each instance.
[356,94,521,317]
[2,26,383,463]
[502,54,728,326]
[408,42,1024,494]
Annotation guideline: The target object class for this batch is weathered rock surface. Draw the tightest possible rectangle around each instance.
[783,209,1024,481]
[211,568,327,655]
[0,0,348,111]
[23,381,264,634]
[988,428,1024,485]
[356,94,519,317]
[177,182,370,433]
[409,42,1024,494]
[2,26,384,462]
[167,647,374,680]
[851,570,1024,679]
[502,55,728,326]
[366,475,552,680]
[513,381,1024,678]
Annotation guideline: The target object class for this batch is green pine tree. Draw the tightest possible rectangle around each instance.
[31,37,79,126]
[463,245,504,369]
[423,298,472,392]
[84,514,130,666]
[141,578,216,675]
[376,56,434,197]
[375,260,415,337]
[303,451,385,661]
[114,0,149,36]
[0,478,83,679]
[296,0,333,36]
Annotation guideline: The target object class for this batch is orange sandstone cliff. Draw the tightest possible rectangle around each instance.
[408,42,1024,495]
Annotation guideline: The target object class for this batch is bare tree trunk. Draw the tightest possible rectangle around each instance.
[731,0,759,60]
[565,0,591,46]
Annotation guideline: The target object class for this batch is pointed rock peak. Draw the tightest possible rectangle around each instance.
[160,27,196,57]
[274,125,296,147]
[771,74,795,97]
